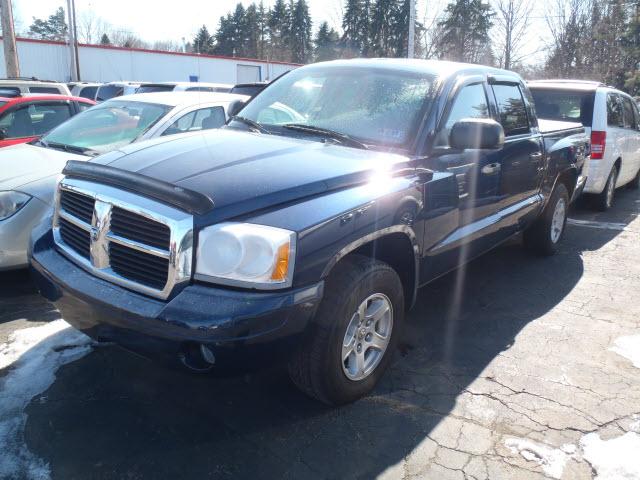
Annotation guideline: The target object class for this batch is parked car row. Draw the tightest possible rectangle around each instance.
[2,59,639,406]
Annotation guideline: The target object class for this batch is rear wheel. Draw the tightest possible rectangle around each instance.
[593,165,618,211]
[524,183,569,256]
[288,255,404,405]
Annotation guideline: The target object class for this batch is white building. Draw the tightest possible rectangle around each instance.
[0,37,299,84]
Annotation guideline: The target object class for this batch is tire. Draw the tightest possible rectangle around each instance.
[593,165,618,211]
[288,255,404,405]
[628,166,640,190]
[524,183,569,256]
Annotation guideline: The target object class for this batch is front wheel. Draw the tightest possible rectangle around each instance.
[288,255,404,405]
[524,183,569,256]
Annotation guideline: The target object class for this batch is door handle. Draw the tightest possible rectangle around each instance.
[530,152,544,160]
[481,162,501,175]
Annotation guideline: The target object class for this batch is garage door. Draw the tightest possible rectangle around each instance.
[237,64,261,83]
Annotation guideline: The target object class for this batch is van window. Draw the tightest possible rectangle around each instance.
[492,84,530,136]
[78,86,98,100]
[96,85,124,102]
[607,93,624,128]
[529,88,594,126]
[622,96,637,129]
[29,86,61,94]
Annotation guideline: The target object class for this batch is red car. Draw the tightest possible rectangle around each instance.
[0,93,95,148]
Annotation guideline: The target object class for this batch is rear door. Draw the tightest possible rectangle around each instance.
[489,81,545,211]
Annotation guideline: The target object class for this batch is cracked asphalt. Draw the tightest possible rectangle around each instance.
[1,187,639,480]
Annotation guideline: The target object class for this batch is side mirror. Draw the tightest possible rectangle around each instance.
[449,118,504,150]
[0,128,7,141]
[227,100,247,119]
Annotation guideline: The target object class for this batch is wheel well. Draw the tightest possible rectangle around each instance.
[348,233,416,310]
[614,157,622,172]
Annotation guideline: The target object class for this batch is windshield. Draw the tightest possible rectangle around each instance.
[136,85,175,93]
[236,66,436,149]
[530,88,595,127]
[42,100,171,154]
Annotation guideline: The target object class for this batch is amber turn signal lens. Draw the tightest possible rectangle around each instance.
[270,243,290,281]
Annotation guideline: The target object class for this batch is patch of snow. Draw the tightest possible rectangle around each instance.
[610,335,640,368]
[581,432,640,480]
[0,320,93,480]
[504,437,571,479]
[561,443,577,455]
[630,416,640,433]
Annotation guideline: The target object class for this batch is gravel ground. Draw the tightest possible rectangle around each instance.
[1,188,639,480]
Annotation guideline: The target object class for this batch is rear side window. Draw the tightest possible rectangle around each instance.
[29,86,61,94]
[622,96,637,129]
[607,93,624,127]
[492,84,530,136]
[529,88,594,126]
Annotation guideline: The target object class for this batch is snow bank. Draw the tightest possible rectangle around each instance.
[581,432,640,480]
[610,335,640,368]
[0,320,93,480]
[504,437,571,479]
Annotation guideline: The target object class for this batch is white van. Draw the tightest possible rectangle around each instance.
[529,80,640,210]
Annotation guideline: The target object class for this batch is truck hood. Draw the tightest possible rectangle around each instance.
[92,129,411,219]
[0,143,87,192]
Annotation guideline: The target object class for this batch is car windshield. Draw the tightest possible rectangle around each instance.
[42,100,171,154]
[530,88,595,127]
[235,66,436,149]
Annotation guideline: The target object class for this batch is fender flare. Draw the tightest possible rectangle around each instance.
[321,225,421,308]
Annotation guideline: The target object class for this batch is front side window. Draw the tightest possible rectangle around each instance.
[0,102,72,138]
[436,83,489,146]
[607,93,624,128]
[79,86,98,100]
[42,100,170,154]
[492,84,529,136]
[162,106,226,136]
[236,66,436,149]
[96,85,124,102]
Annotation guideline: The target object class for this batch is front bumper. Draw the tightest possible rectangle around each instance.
[0,196,50,270]
[30,226,323,370]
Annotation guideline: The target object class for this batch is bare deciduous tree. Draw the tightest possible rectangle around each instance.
[492,0,533,70]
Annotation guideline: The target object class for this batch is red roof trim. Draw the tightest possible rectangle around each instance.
[2,36,302,67]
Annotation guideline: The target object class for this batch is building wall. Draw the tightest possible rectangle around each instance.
[0,37,298,84]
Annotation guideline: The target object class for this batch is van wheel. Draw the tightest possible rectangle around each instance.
[628,167,640,190]
[524,183,569,256]
[288,255,404,405]
[594,166,618,211]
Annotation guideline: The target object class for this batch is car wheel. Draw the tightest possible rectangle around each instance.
[628,166,640,190]
[288,254,404,405]
[524,183,569,256]
[594,165,618,211]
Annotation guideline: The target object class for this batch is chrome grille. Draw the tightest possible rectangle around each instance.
[53,178,193,300]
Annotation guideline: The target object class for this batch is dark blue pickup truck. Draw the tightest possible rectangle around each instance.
[30,59,589,405]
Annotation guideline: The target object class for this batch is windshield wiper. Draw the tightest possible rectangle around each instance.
[282,124,369,150]
[45,141,100,157]
[230,116,269,134]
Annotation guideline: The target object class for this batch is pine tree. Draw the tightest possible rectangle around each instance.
[342,0,369,56]
[193,25,214,54]
[28,7,68,41]
[290,0,313,63]
[437,0,494,64]
[100,33,111,45]
[214,15,236,55]
[370,0,401,57]
[268,0,291,61]
[245,4,260,59]
[230,3,248,57]
[257,1,269,59]
[315,21,341,61]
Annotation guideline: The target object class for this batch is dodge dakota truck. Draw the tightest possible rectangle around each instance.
[30,59,589,405]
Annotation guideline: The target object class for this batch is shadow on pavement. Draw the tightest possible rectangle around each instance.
[15,189,638,479]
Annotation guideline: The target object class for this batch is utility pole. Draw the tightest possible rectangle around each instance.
[408,0,416,58]
[0,0,20,77]
[65,0,80,81]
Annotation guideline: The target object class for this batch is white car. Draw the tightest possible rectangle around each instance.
[0,78,71,96]
[0,91,248,269]
[136,82,232,93]
[530,80,640,210]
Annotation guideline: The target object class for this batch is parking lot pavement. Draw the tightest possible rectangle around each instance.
[1,189,639,480]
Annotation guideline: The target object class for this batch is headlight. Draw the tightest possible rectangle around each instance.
[0,191,31,220]
[195,223,296,289]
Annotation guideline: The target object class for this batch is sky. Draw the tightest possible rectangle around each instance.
[12,0,550,64]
